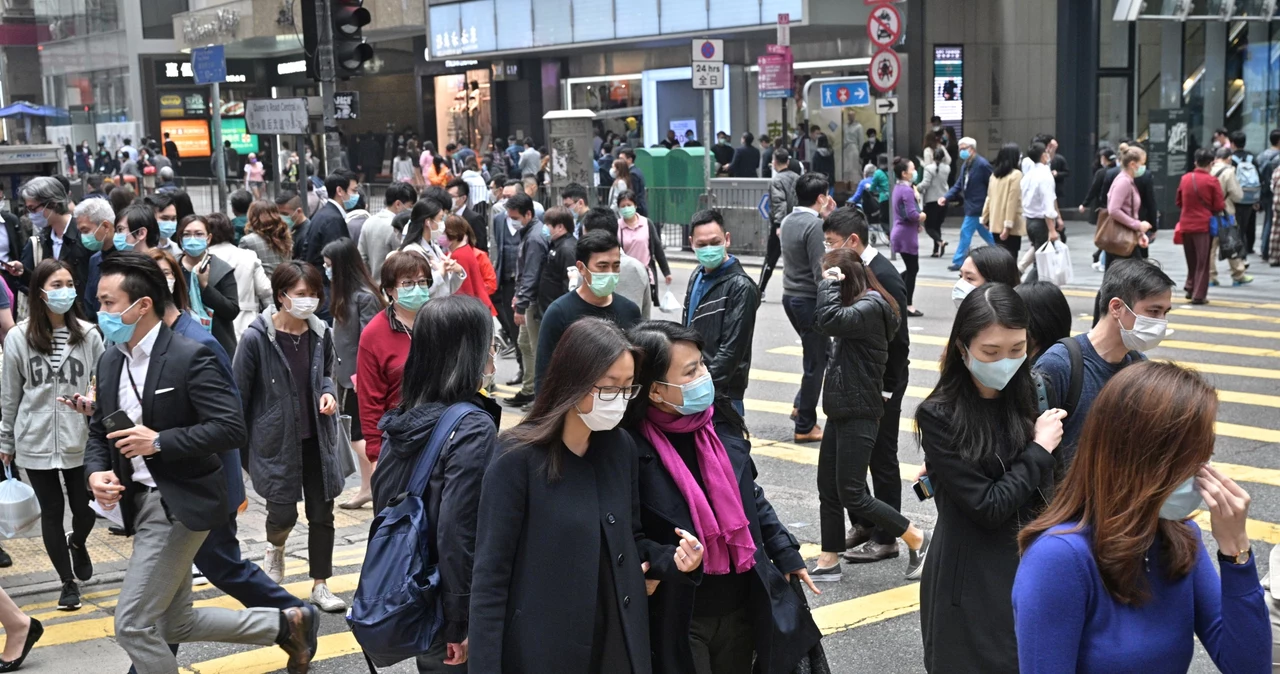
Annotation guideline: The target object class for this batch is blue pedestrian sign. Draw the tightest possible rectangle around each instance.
[819,81,870,108]
[758,194,771,221]
[192,45,227,85]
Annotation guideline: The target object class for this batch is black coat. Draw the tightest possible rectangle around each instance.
[470,429,687,674]
[917,402,1055,674]
[85,324,245,533]
[729,145,761,178]
[537,232,577,313]
[19,220,91,296]
[459,205,489,253]
[183,254,240,358]
[631,427,821,674]
[681,258,758,402]
[814,279,898,421]
[868,251,911,393]
[371,396,500,644]
[297,202,351,270]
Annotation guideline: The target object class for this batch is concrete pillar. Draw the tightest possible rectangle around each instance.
[1159,21,1183,109]
[1203,21,1227,147]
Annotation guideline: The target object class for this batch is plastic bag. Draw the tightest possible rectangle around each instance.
[659,290,682,314]
[1035,240,1074,286]
[0,465,40,538]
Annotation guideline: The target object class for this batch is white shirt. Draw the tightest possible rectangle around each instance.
[117,322,160,488]
[50,227,63,260]
[860,245,879,266]
[1021,162,1059,220]
[327,198,347,215]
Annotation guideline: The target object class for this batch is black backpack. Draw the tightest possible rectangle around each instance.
[1035,337,1142,415]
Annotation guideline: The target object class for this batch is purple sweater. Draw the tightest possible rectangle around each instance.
[889,182,920,255]
[1013,521,1269,673]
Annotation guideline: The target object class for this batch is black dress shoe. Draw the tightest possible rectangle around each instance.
[504,372,524,387]
[0,546,12,568]
[845,524,872,550]
[502,392,535,408]
[843,540,900,564]
[0,618,42,671]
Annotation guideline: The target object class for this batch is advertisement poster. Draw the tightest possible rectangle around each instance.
[933,45,963,134]
[159,120,211,158]
[221,118,259,155]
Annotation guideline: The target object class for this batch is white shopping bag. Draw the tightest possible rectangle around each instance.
[0,465,40,538]
[659,290,682,314]
[1035,240,1074,286]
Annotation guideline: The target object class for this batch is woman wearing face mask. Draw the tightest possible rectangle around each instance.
[0,260,103,612]
[609,159,634,214]
[146,249,192,313]
[232,261,346,614]
[1106,146,1153,263]
[889,157,927,318]
[623,321,822,674]
[1015,362,1268,672]
[982,143,1027,260]
[176,215,239,357]
[951,245,1020,307]
[616,190,672,296]
[356,251,433,462]
[916,282,1066,674]
[397,199,466,298]
[371,295,501,671]
[441,214,497,315]
[809,248,931,581]
[470,318,703,674]
[239,200,293,278]
[244,153,265,199]
[321,237,384,510]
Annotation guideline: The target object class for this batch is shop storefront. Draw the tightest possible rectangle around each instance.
[418,52,498,152]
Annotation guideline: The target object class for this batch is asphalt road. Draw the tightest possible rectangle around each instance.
[12,222,1277,673]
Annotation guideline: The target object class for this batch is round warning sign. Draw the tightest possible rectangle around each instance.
[866,4,902,48]
[869,49,901,93]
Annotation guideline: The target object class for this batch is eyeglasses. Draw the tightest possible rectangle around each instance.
[594,385,641,401]
[396,279,431,290]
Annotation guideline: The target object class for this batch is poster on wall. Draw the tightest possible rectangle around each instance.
[670,119,698,142]
[159,119,211,158]
[933,45,963,134]
[221,118,259,155]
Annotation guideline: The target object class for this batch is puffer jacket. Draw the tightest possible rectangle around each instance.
[814,279,899,421]
[371,395,500,645]
[233,309,343,504]
[682,257,758,402]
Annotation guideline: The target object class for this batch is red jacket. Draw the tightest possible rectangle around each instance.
[451,244,497,315]
[356,309,411,460]
[1175,168,1226,234]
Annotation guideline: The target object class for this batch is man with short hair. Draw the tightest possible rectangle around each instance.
[210,140,240,184]
[358,182,416,279]
[939,137,995,271]
[684,209,758,423]
[581,207,652,317]
[821,206,914,562]
[1211,147,1253,286]
[712,130,735,172]
[77,198,116,315]
[84,173,108,201]
[729,132,762,178]
[519,175,546,218]
[560,182,589,237]
[535,230,642,391]
[163,132,180,167]
[505,193,546,407]
[1034,258,1174,464]
[505,135,522,178]
[447,177,488,252]
[297,169,357,272]
[489,182,524,374]
[518,138,541,177]
[1228,130,1262,256]
[536,206,578,316]
[780,172,836,443]
[759,149,799,298]
[144,192,182,258]
[18,176,91,294]
[229,189,253,244]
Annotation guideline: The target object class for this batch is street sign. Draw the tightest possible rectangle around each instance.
[776,13,790,47]
[869,49,901,93]
[867,4,902,48]
[693,62,725,90]
[758,193,771,222]
[245,98,310,135]
[191,45,226,85]
[757,50,793,98]
[875,97,900,114]
[819,81,871,108]
[333,91,360,120]
[692,39,724,63]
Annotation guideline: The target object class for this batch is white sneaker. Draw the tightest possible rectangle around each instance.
[192,563,209,586]
[310,583,347,613]
[262,543,286,584]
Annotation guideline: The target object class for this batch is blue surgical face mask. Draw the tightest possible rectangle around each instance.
[542,224,551,238]
[396,285,430,312]
[324,266,333,281]
[964,350,1026,391]
[959,149,972,161]
[1159,475,1204,520]
[584,270,619,297]
[43,287,77,315]
[158,218,177,240]
[80,230,103,252]
[343,192,360,210]
[28,209,46,230]
[182,236,207,257]
[113,232,135,251]
[660,373,715,415]
[98,298,142,344]
[695,245,726,270]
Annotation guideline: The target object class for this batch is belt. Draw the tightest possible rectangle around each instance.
[136,484,161,494]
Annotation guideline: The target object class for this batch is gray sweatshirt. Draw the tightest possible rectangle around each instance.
[1,319,104,469]
[779,207,827,299]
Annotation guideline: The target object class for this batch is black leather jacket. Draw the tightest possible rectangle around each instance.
[814,279,899,421]
[682,258,759,402]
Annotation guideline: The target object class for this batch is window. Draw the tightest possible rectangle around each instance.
[141,0,188,40]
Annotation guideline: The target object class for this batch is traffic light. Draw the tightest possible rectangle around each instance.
[331,0,373,77]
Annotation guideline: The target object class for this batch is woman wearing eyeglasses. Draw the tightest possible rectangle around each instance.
[470,318,704,674]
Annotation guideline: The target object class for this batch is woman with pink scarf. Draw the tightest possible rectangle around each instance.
[624,321,823,674]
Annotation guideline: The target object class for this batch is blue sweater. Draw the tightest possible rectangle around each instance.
[1013,521,1269,674]
[943,155,994,216]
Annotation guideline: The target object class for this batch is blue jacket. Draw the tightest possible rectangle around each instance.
[943,155,993,217]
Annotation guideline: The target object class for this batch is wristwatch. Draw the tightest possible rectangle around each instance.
[152,436,162,453]
[1217,548,1252,565]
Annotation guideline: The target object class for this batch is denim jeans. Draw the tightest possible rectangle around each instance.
[782,294,828,434]
[951,215,995,265]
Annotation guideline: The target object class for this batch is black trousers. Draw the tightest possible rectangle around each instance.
[900,253,919,304]
[859,386,907,545]
[492,276,521,369]
[689,606,754,674]
[819,416,909,552]
[923,202,946,245]
[27,466,94,582]
[782,295,827,434]
[264,437,335,579]
[1240,206,1258,254]
[758,225,781,296]
[996,234,1022,260]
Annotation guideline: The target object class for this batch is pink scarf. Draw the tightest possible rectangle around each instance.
[641,407,756,575]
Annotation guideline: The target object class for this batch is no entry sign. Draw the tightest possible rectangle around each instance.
[867,4,901,48]
[870,49,901,93]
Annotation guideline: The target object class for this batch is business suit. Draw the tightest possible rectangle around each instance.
[490,208,522,369]
[297,201,351,270]
[85,324,281,673]
[458,204,489,253]
[20,221,91,295]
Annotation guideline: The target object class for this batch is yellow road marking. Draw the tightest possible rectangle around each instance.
[1075,315,1280,340]
[812,583,920,635]
[916,278,1280,311]
[187,631,363,674]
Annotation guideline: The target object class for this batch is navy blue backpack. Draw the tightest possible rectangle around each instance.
[347,402,481,668]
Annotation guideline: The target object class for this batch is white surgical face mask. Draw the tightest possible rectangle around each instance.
[1117,303,1168,352]
[285,294,319,320]
[165,277,175,293]
[964,350,1027,391]
[576,391,628,432]
[1159,476,1204,520]
[952,278,977,307]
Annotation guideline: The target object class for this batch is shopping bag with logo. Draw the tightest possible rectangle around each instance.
[1035,240,1074,286]
[0,465,40,538]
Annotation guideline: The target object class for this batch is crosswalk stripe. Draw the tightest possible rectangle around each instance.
[1168,307,1280,325]
[915,278,1280,312]
[186,631,363,674]
[900,332,1280,359]
[1075,315,1280,341]
[812,583,920,636]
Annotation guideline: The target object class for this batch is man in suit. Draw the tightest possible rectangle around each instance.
[447,176,489,253]
[821,207,913,564]
[729,132,762,178]
[489,182,523,378]
[296,169,356,269]
[163,132,181,168]
[84,252,318,673]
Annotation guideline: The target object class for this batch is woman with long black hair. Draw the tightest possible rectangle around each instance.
[915,282,1066,673]
[470,318,703,674]
[623,320,821,674]
[983,143,1026,259]
[398,199,466,297]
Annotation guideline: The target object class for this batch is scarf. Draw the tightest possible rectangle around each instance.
[641,406,756,575]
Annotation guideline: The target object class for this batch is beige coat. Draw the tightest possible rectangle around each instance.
[1212,162,1243,215]
[981,170,1026,236]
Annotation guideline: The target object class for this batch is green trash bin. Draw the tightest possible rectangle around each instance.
[634,147,670,221]
[660,146,707,236]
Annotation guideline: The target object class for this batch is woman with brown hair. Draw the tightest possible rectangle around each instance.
[608,158,633,214]
[239,200,293,277]
[1014,362,1268,672]
[442,214,496,314]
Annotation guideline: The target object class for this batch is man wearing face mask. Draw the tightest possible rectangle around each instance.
[447,176,488,253]
[17,177,91,297]
[296,169,357,273]
[534,230,641,393]
[505,193,548,408]
[939,138,995,272]
[144,193,182,258]
[76,198,116,315]
[357,182,417,280]
[1032,259,1174,468]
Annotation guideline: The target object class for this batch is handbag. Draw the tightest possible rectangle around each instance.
[1035,240,1074,286]
[1192,173,1245,261]
[1092,206,1140,257]
[0,465,40,538]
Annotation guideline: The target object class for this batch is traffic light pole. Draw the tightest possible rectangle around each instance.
[315,0,343,176]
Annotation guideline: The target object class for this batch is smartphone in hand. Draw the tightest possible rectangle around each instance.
[913,475,934,501]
